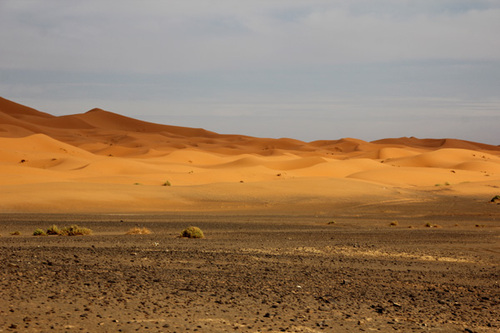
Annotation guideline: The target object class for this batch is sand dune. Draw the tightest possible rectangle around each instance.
[382,148,500,169]
[1,96,499,213]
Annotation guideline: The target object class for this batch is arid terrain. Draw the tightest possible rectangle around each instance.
[0,96,499,332]
[1,210,499,332]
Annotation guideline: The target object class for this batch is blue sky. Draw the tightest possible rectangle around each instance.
[1,0,499,144]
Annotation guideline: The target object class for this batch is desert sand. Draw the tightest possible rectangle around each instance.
[1,96,499,332]
[1,96,499,214]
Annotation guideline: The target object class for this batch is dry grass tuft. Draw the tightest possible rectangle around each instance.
[180,226,204,239]
[126,227,152,235]
[46,224,61,235]
[33,229,47,236]
[59,225,92,236]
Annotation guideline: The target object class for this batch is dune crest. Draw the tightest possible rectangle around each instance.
[0,96,499,213]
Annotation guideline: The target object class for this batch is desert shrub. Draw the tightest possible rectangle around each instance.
[327,221,336,225]
[33,229,47,236]
[10,231,21,236]
[162,180,171,186]
[390,221,399,226]
[490,195,500,203]
[126,227,152,235]
[180,226,204,239]
[46,224,61,235]
[59,225,92,236]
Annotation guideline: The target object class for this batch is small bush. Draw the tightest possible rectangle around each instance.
[490,195,500,203]
[180,226,204,239]
[10,231,21,236]
[126,227,152,235]
[390,221,398,226]
[327,221,336,225]
[33,229,47,236]
[162,180,171,186]
[59,225,92,236]
[46,225,61,235]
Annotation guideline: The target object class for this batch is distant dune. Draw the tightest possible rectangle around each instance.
[1,96,499,213]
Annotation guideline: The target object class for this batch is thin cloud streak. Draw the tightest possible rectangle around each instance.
[1,1,499,72]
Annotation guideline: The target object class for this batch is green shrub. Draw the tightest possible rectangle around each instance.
[180,226,204,239]
[33,229,47,236]
[59,225,92,236]
[10,231,21,236]
[46,224,61,235]
[490,195,500,203]
[162,180,172,186]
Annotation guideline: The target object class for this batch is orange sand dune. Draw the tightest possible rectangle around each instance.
[1,96,499,213]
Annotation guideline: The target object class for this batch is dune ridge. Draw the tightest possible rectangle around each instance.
[1,96,499,213]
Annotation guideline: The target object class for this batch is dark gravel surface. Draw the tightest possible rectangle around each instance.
[0,214,499,332]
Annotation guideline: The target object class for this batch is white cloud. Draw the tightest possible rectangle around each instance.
[1,0,499,73]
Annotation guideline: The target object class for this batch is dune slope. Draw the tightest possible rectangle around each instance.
[1,96,499,213]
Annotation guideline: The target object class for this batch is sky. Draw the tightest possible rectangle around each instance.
[1,0,499,144]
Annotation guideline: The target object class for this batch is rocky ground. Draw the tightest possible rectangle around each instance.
[0,211,499,332]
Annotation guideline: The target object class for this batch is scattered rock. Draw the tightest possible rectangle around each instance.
[371,305,386,314]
